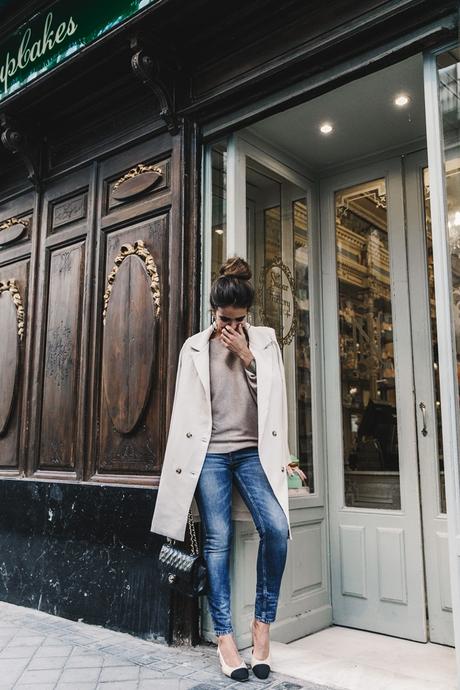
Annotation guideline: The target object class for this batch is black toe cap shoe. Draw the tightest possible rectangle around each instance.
[252,662,271,679]
[231,666,250,681]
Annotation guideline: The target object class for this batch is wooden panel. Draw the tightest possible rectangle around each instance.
[99,134,173,231]
[0,221,27,247]
[50,192,88,232]
[240,531,259,611]
[0,212,33,249]
[105,157,170,214]
[97,216,167,477]
[102,253,157,434]
[111,168,163,202]
[377,527,408,604]
[0,260,28,469]
[436,531,452,612]
[39,242,85,470]
[0,287,19,435]
[292,521,323,595]
[340,524,367,598]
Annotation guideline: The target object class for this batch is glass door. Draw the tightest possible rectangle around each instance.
[321,159,427,641]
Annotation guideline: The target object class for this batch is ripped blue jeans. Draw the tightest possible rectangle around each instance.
[195,446,289,636]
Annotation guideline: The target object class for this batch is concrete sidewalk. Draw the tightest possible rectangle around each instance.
[0,601,336,690]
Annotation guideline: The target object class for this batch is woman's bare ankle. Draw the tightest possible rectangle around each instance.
[252,619,270,658]
[217,633,243,666]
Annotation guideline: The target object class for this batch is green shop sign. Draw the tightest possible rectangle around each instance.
[0,0,158,103]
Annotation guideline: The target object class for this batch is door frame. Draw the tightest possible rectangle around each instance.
[405,148,454,645]
[200,131,333,645]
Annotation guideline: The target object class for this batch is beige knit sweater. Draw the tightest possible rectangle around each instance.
[207,336,258,453]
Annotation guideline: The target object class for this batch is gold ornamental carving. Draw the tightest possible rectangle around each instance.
[0,216,29,232]
[112,164,162,191]
[257,256,297,346]
[0,279,25,340]
[102,240,160,323]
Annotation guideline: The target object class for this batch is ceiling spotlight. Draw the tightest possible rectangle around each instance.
[214,228,224,235]
[320,122,333,135]
[394,94,411,107]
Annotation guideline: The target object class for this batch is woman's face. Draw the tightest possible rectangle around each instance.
[213,305,248,335]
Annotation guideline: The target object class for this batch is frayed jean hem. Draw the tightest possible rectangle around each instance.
[255,615,275,624]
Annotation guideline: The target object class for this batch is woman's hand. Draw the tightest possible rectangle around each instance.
[220,323,255,368]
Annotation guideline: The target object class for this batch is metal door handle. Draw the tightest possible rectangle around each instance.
[419,402,428,437]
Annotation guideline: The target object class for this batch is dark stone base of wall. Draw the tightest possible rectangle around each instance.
[0,479,175,643]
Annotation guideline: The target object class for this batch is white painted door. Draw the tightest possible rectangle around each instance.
[405,149,454,646]
[321,159,428,641]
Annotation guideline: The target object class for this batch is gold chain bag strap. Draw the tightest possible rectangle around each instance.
[158,510,208,597]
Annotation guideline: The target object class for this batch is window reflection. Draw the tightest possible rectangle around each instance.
[293,199,313,490]
[246,159,313,490]
[336,179,401,509]
[437,48,460,513]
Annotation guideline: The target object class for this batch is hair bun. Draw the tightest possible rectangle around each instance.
[219,256,252,280]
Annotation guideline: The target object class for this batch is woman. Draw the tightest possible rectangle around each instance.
[151,256,292,682]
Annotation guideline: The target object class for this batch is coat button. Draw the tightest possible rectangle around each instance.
[186,432,193,438]
[176,467,182,474]
[281,466,285,472]
[272,430,277,436]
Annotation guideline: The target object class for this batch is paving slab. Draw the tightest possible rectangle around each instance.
[0,601,338,690]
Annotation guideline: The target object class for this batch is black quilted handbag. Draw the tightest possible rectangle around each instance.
[158,511,208,598]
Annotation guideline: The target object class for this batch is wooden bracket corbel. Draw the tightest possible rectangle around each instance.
[0,113,40,190]
[130,36,179,135]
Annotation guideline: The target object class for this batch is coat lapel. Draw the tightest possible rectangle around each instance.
[189,324,274,436]
[248,326,273,438]
[189,325,214,406]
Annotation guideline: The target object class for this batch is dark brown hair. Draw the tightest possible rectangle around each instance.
[209,256,255,310]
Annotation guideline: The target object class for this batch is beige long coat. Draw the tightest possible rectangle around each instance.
[150,323,292,541]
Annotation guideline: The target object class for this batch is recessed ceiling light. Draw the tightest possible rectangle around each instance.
[320,122,333,135]
[394,94,411,107]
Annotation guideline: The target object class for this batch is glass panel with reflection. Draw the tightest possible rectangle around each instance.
[336,179,401,509]
[246,159,314,490]
[437,48,460,513]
